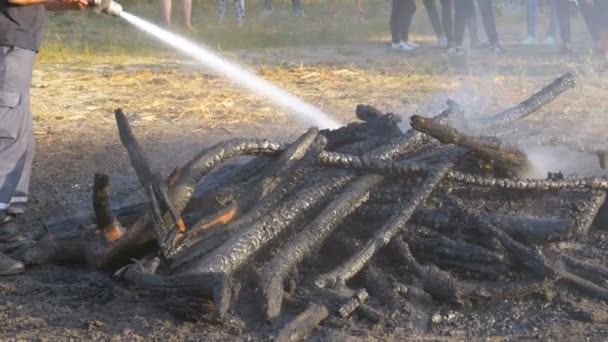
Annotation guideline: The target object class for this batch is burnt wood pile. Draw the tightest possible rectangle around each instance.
[28,73,608,340]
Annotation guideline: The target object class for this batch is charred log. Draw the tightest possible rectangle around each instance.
[410,115,530,175]
[315,164,451,289]
[473,72,575,132]
[92,173,125,243]
[261,174,383,319]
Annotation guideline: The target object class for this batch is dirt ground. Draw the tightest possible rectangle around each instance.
[1,33,608,341]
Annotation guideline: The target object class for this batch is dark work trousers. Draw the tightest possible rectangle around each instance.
[454,0,475,46]
[0,46,36,216]
[390,0,417,44]
[455,0,497,46]
[476,0,499,45]
[554,0,571,45]
[578,0,608,45]
[423,0,453,41]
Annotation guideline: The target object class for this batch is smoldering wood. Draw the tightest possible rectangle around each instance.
[446,171,608,191]
[37,73,608,341]
[180,172,356,276]
[409,228,510,277]
[315,164,451,289]
[472,72,575,132]
[261,174,383,319]
[166,128,324,258]
[275,303,329,342]
[410,115,530,174]
[115,109,184,247]
[92,173,124,241]
[119,264,232,318]
[276,287,369,342]
[365,102,464,160]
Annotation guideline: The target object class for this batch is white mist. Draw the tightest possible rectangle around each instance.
[119,12,342,129]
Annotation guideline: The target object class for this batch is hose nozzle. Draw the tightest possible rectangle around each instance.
[89,0,123,17]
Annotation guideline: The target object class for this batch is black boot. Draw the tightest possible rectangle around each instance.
[0,216,34,258]
[0,252,24,276]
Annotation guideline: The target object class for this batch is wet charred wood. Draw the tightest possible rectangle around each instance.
[315,165,450,289]
[316,151,434,176]
[320,106,401,151]
[119,264,232,319]
[167,129,325,257]
[412,207,576,244]
[275,303,329,342]
[464,210,608,301]
[571,191,607,238]
[446,171,608,191]
[115,109,185,248]
[388,236,467,305]
[167,138,285,217]
[562,254,608,280]
[334,136,394,156]
[410,115,530,174]
[473,73,575,132]
[261,174,383,319]
[184,156,272,215]
[409,229,509,277]
[171,168,333,270]
[179,172,356,276]
[365,102,464,160]
[276,288,369,342]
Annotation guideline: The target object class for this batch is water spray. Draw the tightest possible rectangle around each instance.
[86,0,342,129]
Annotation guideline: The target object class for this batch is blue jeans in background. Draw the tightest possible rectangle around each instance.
[526,0,558,38]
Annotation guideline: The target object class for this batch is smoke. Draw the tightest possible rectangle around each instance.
[405,73,608,179]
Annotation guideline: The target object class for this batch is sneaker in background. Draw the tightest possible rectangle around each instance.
[447,44,464,56]
[489,43,506,54]
[521,36,538,45]
[402,40,419,49]
[543,36,557,46]
[391,42,415,51]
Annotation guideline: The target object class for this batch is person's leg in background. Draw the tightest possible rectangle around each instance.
[451,0,474,54]
[543,0,558,45]
[423,0,447,47]
[292,0,303,15]
[598,1,608,60]
[523,0,539,44]
[162,0,172,26]
[217,0,228,22]
[554,0,571,53]
[182,0,192,29]
[466,1,481,47]
[264,0,272,11]
[234,0,245,26]
[390,0,408,48]
[577,0,600,45]
[355,0,364,17]
[400,0,418,47]
[440,0,453,45]
[476,0,503,52]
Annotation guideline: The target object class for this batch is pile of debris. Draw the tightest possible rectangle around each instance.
[30,73,608,340]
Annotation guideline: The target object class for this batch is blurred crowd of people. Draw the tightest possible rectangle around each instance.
[160,0,364,27]
[390,0,608,58]
[158,0,607,58]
